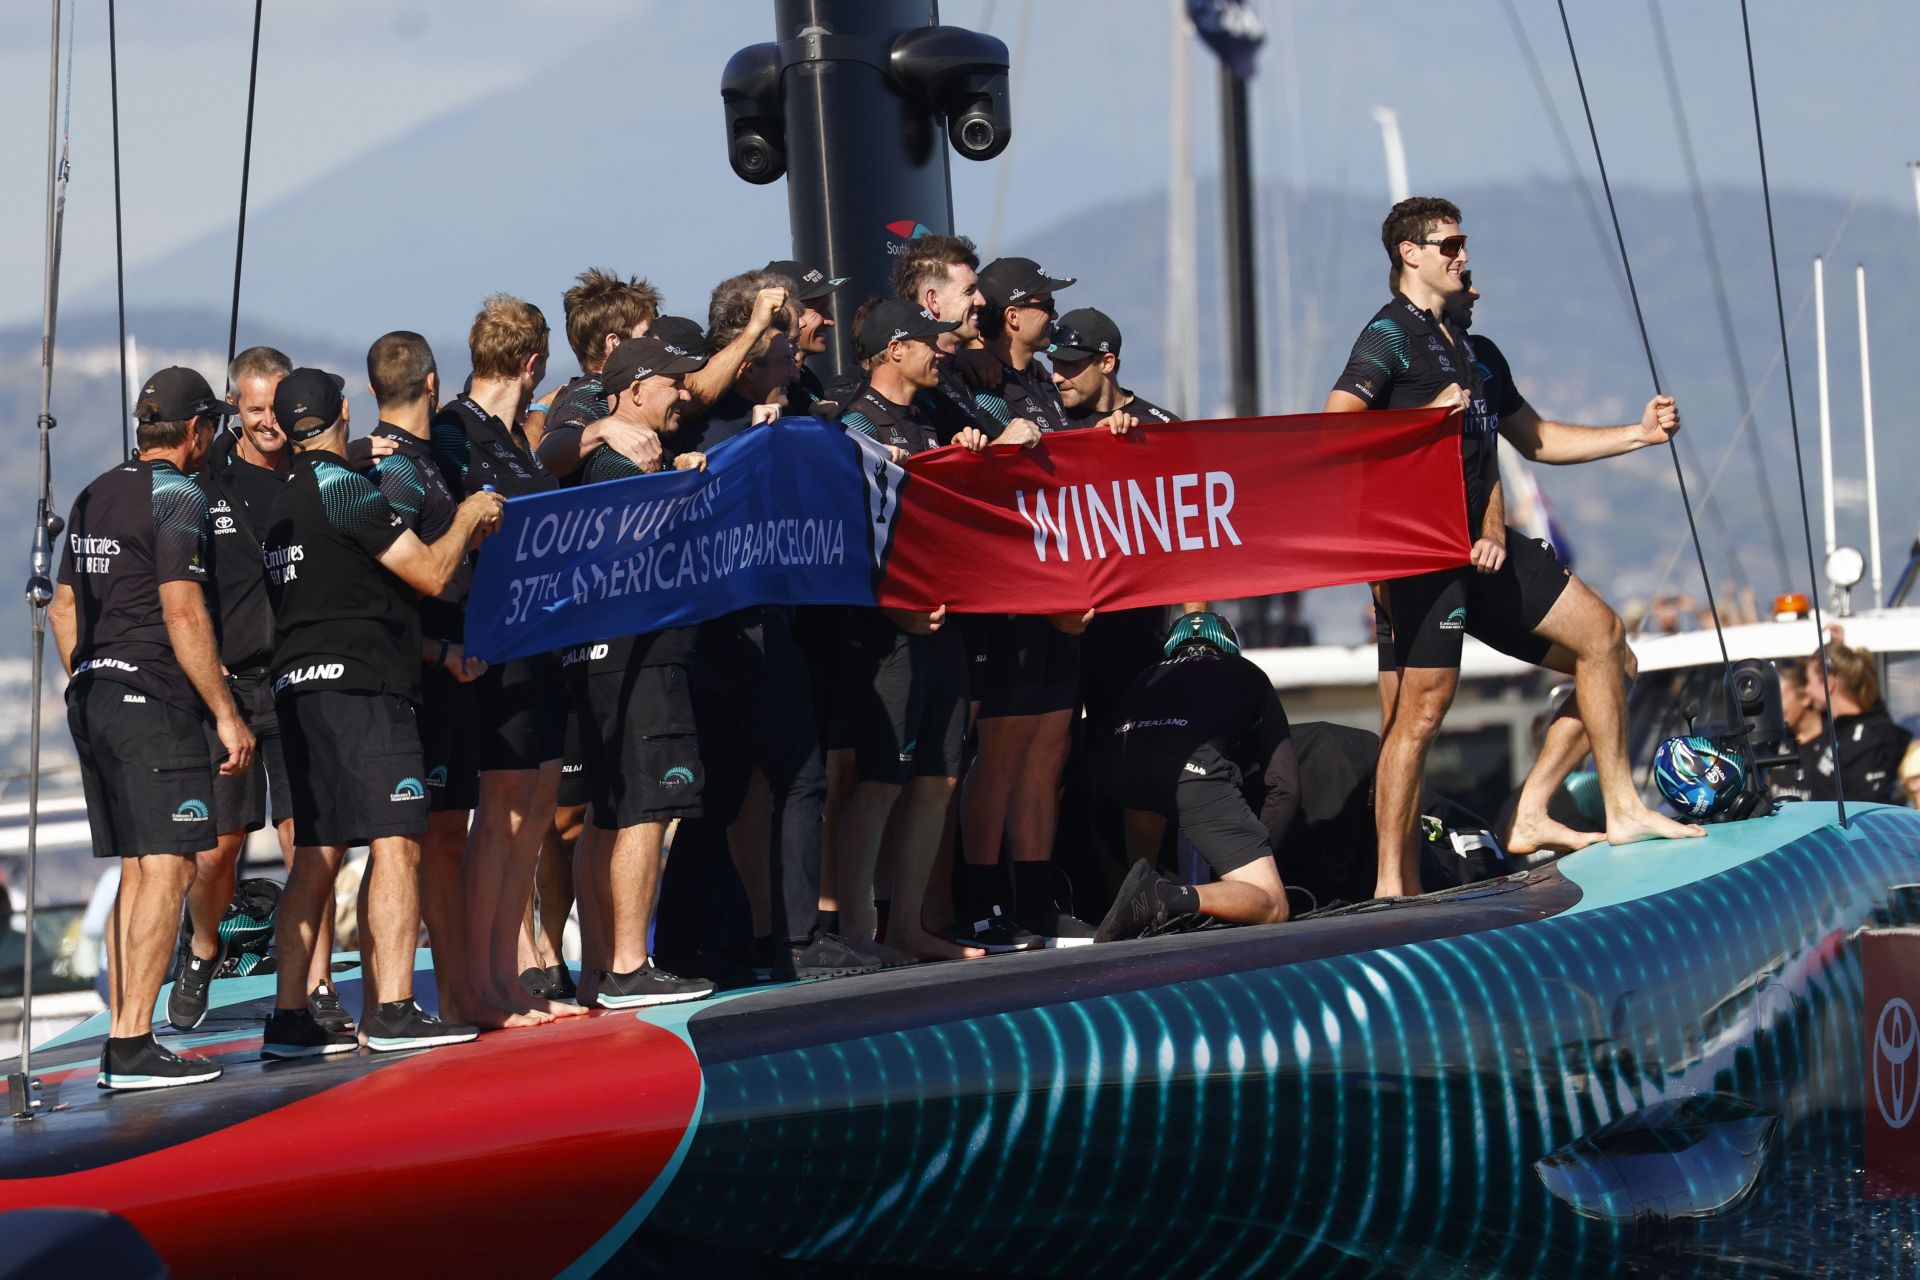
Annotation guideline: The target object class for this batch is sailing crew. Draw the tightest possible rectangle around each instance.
[890,233,1002,448]
[1326,197,1701,899]
[763,258,847,411]
[559,334,719,1008]
[828,299,977,962]
[50,366,254,1089]
[1094,611,1298,940]
[428,296,585,1024]
[171,346,299,1036]
[259,368,499,1057]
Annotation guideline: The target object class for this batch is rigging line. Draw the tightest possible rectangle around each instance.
[1553,0,1733,679]
[227,0,264,372]
[1738,0,1846,828]
[109,0,128,454]
[1646,0,1790,586]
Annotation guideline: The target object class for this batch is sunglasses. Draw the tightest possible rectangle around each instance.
[1410,235,1467,258]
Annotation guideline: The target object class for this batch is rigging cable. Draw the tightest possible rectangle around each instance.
[1737,0,1847,828]
[108,0,128,454]
[227,0,264,371]
[1552,1,1732,679]
[1646,0,1791,586]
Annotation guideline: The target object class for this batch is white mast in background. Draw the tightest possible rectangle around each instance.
[1165,0,1199,417]
[1815,256,1835,559]
[1857,263,1883,603]
[1371,106,1410,204]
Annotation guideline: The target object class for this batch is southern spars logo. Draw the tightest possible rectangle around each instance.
[660,766,695,789]
[885,219,933,256]
[1440,606,1467,631]
[172,798,210,824]
[390,777,426,803]
[425,765,449,789]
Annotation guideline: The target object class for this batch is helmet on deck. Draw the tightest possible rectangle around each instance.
[1163,610,1241,659]
[1653,735,1747,819]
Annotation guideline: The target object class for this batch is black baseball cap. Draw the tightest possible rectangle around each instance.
[648,315,706,354]
[273,369,348,441]
[858,299,960,356]
[601,334,708,398]
[764,259,847,303]
[976,257,1076,312]
[135,366,234,423]
[1049,308,1122,361]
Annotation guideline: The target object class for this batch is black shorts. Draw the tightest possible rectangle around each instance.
[1099,737,1268,879]
[827,615,968,783]
[475,654,567,772]
[69,678,216,859]
[209,668,293,835]
[419,661,481,812]
[1385,527,1569,670]
[279,690,429,847]
[967,614,1081,719]
[570,661,703,832]
[557,706,591,809]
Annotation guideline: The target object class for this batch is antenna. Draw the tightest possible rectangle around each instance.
[1856,264,1883,604]
[1814,256,1835,559]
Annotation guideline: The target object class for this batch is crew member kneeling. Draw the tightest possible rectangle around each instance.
[1094,612,1298,942]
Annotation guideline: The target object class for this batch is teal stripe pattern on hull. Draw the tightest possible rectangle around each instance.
[633,804,1920,1277]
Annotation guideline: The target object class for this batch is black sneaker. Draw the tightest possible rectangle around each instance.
[98,1034,223,1090]
[261,1008,358,1060]
[940,907,1043,954]
[309,980,355,1035]
[773,934,884,982]
[1016,909,1100,949]
[167,950,218,1031]
[656,950,762,992]
[597,961,716,1009]
[1095,859,1170,943]
[520,966,559,1000]
[542,964,578,1000]
[363,999,479,1053]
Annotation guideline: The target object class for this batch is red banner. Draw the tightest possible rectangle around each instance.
[876,408,1468,613]
[1865,928,1920,1199]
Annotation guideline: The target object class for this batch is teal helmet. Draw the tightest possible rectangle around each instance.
[1163,610,1241,659]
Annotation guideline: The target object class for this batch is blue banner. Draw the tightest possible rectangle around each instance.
[463,419,900,663]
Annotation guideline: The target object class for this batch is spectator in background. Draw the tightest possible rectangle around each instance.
[1802,642,1912,805]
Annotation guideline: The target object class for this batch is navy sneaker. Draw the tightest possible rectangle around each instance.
[597,961,716,1009]
[167,950,218,1031]
[98,1035,222,1091]
[262,1008,358,1060]
[363,1000,478,1053]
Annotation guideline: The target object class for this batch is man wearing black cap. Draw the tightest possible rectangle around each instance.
[827,300,983,962]
[1094,612,1298,941]
[49,366,255,1089]
[170,345,297,1035]
[555,336,721,1007]
[1048,308,1179,428]
[764,259,847,411]
[260,368,504,1057]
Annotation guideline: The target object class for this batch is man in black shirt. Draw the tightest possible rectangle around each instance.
[1094,613,1298,940]
[261,368,502,1058]
[891,234,1004,447]
[764,258,846,411]
[170,345,297,1034]
[50,365,255,1089]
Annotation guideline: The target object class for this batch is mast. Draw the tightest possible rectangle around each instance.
[1857,263,1883,603]
[1370,106,1410,204]
[1165,0,1199,417]
[1815,256,1835,559]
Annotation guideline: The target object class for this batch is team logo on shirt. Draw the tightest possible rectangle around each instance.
[69,533,121,574]
[389,776,426,802]
[172,798,210,824]
[660,766,695,789]
[425,765,449,789]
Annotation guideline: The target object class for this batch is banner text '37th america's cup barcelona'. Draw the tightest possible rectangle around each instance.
[462,410,1466,663]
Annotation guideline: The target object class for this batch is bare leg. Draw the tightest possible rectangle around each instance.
[573,821,611,1007]
[606,821,667,973]
[279,823,333,1000]
[1374,666,1458,898]
[962,715,1040,868]
[272,845,345,1015]
[188,833,245,963]
[1008,709,1072,863]
[534,803,584,970]
[1505,688,1605,856]
[1194,858,1290,926]
[360,835,424,1007]
[419,809,530,1028]
[465,762,581,1018]
[882,775,982,961]
[108,854,197,1038]
[834,778,903,944]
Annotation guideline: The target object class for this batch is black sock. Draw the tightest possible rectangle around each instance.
[960,861,1002,920]
[818,909,840,935]
[1155,882,1202,916]
[1011,860,1053,915]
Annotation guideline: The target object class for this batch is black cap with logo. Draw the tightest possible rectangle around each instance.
[135,366,235,423]
[273,369,348,441]
[1049,308,1123,361]
[601,335,708,398]
[976,257,1076,312]
[648,315,706,355]
[858,299,960,357]
[763,260,848,303]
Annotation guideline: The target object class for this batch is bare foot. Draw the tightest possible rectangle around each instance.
[529,996,590,1018]
[1605,806,1707,846]
[468,1003,550,1031]
[846,937,919,968]
[884,927,986,962]
[1506,813,1607,857]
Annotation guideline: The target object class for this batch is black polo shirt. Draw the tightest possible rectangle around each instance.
[264,450,419,702]
[921,362,1003,444]
[1108,648,1297,813]
[1334,291,1495,529]
[564,430,697,676]
[348,423,465,643]
[1066,390,1181,429]
[840,383,941,455]
[1466,333,1526,424]
[198,434,290,672]
[534,374,611,488]
[429,393,558,502]
[974,356,1073,435]
[57,457,211,712]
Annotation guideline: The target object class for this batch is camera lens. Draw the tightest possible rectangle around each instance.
[959,115,995,154]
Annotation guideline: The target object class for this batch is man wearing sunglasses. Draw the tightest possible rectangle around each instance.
[1325,197,1701,901]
